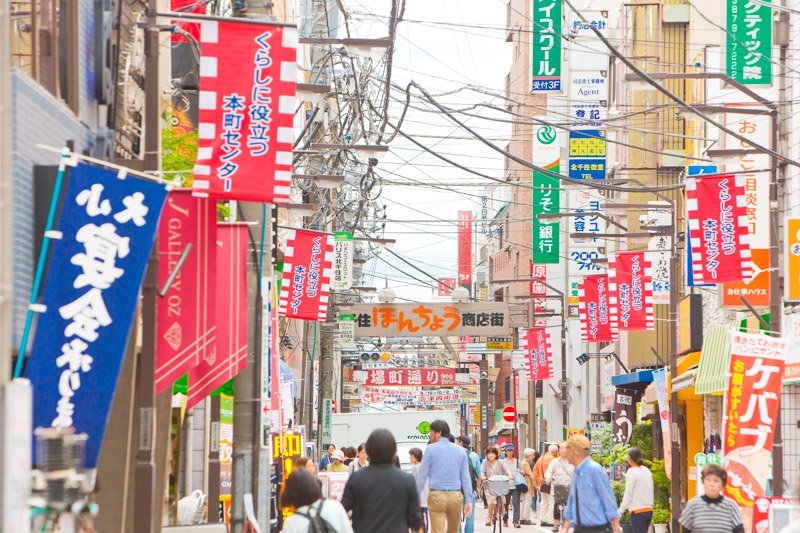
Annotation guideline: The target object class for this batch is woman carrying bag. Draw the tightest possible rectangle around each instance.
[545,442,574,533]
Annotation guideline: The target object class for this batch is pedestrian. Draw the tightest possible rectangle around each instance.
[341,428,424,533]
[319,443,336,472]
[531,451,541,515]
[679,464,744,533]
[327,449,348,472]
[519,448,536,525]
[409,447,430,532]
[479,445,512,527]
[281,469,353,533]
[545,442,574,532]
[347,443,369,474]
[535,444,558,527]
[501,444,523,528]
[617,448,654,533]
[415,420,473,533]
[559,435,621,533]
[343,447,356,466]
[293,456,319,478]
[455,436,478,533]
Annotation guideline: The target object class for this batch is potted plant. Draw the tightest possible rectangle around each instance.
[652,507,670,533]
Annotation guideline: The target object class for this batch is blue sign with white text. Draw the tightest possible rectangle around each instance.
[26,163,168,468]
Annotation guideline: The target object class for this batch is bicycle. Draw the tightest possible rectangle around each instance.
[486,475,511,533]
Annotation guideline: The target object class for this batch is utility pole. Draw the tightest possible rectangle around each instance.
[479,354,489,451]
[133,0,160,531]
[668,203,681,533]
[769,105,783,496]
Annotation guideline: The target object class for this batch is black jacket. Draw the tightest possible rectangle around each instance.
[341,464,424,533]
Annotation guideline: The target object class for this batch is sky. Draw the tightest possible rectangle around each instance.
[344,0,513,302]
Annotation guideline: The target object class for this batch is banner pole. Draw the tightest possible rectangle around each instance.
[13,147,71,378]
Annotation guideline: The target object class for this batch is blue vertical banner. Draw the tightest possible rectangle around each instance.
[26,162,168,468]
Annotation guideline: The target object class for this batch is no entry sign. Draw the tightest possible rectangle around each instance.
[502,405,516,422]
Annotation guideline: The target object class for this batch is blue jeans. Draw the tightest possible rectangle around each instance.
[457,507,474,533]
[503,488,521,523]
[630,510,652,533]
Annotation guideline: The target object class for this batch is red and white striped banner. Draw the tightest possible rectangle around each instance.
[608,252,654,331]
[279,229,335,321]
[686,174,752,284]
[155,191,217,394]
[578,274,618,342]
[193,19,297,203]
[524,328,553,380]
[187,224,249,409]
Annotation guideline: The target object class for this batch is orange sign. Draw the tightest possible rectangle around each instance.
[786,218,800,301]
[721,249,770,308]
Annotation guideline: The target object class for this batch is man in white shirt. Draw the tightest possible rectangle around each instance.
[618,448,654,533]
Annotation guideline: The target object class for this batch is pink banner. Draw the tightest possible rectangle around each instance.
[609,252,654,331]
[524,327,553,380]
[359,368,457,387]
[686,175,752,284]
[278,229,335,321]
[437,277,457,296]
[155,190,217,394]
[187,224,249,409]
[578,274,618,342]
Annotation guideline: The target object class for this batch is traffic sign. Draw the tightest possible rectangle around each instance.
[502,405,516,422]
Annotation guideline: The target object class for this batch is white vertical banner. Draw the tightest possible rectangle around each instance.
[339,314,355,348]
[646,202,672,304]
[332,231,353,290]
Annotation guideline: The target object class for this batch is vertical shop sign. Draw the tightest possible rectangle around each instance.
[722,332,786,508]
[646,202,672,304]
[726,0,772,85]
[278,229,335,321]
[531,0,562,92]
[338,314,355,348]
[26,163,168,468]
[609,252,654,331]
[568,130,606,180]
[578,274,618,342]
[686,174,752,284]
[332,232,353,290]
[567,188,605,274]
[532,125,561,264]
[786,217,800,301]
[612,391,634,445]
[458,211,473,287]
[653,368,672,479]
[530,262,547,296]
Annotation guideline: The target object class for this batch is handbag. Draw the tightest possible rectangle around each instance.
[540,480,552,494]
[514,471,528,493]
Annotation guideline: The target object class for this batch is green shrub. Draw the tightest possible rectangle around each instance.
[652,507,670,524]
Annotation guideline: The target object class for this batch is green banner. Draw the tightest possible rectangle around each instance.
[532,170,561,263]
[531,0,562,92]
[727,0,772,85]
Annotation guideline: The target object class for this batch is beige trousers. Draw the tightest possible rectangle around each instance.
[427,490,464,533]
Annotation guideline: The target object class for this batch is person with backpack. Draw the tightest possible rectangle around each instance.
[281,469,353,533]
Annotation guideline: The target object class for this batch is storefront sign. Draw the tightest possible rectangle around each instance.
[726,0,772,85]
[278,229,335,321]
[354,368,458,387]
[532,125,561,264]
[338,314,355,348]
[530,263,547,296]
[578,274,618,342]
[609,252,654,331]
[646,203,672,304]
[348,302,511,337]
[686,174,752,284]
[193,19,296,202]
[723,332,786,508]
[322,399,332,443]
[486,337,513,350]
[570,103,607,128]
[26,163,168,468]
[612,391,634,445]
[332,232,353,290]
[531,0,562,91]
[785,218,800,301]
[569,71,608,102]
[653,368,672,479]
[568,130,606,180]
[458,211,473,286]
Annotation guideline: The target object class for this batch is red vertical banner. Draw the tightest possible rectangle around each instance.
[608,252,654,331]
[524,328,553,380]
[279,229,335,321]
[155,191,217,394]
[193,19,297,203]
[170,0,205,42]
[578,274,618,342]
[685,175,752,284]
[187,224,249,409]
[722,332,786,510]
[458,211,473,287]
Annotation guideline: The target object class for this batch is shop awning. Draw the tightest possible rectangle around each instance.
[611,369,654,389]
[695,325,732,395]
[672,365,698,393]
[489,422,515,436]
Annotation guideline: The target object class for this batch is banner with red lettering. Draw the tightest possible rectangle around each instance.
[686,175,752,284]
[155,191,217,394]
[578,274,617,342]
[187,224,249,409]
[438,277,457,296]
[458,211,472,287]
[193,19,297,203]
[278,229,335,321]
[524,327,553,380]
[609,252,654,331]
[722,332,786,509]
[355,368,457,387]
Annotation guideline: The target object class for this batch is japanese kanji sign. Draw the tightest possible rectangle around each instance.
[193,19,297,202]
[567,188,605,274]
[355,368,457,387]
[348,302,511,337]
[578,274,618,342]
[686,174,752,284]
[524,327,553,380]
[530,262,547,296]
[609,252,654,331]
[646,202,672,303]
[612,391,634,445]
[568,129,606,180]
[722,332,786,508]
[187,224,249,410]
[278,229,335,321]
[458,211,473,286]
[26,163,168,468]
[532,125,561,264]
[155,190,217,395]
[785,217,800,302]
[438,277,457,296]
[653,368,672,479]
[331,231,353,290]
[531,0,562,91]
[727,0,772,85]
[361,386,462,406]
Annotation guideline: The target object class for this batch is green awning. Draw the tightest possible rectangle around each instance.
[694,325,733,395]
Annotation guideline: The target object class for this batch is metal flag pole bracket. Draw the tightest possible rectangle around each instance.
[158,244,193,297]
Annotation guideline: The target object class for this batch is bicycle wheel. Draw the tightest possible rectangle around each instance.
[496,496,504,533]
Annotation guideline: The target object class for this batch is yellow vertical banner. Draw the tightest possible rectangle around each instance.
[786,218,800,301]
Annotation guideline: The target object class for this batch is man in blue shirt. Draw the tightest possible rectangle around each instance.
[560,435,622,533]
[416,420,473,533]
